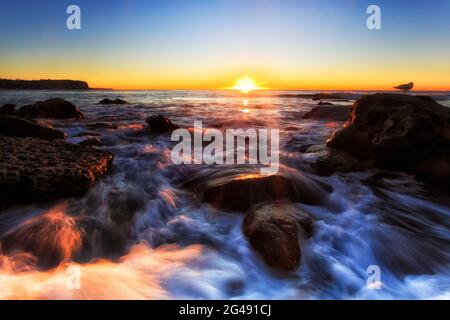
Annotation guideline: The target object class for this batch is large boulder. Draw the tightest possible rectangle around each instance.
[0,104,15,115]
[146,115,180,133]
[303,106,351,121]
[184,170,332,211]
[302,145,364,176]
[243,202,314,271]
[0,136,114,207]
[0,115,66,140]
[16,98,83,119]
[327,94,450,180]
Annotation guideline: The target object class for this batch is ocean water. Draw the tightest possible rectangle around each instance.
[0,90,449,300]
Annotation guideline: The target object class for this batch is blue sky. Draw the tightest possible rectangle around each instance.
[1,0,449,89]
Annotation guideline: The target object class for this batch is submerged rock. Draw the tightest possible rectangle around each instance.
[86,122,118,129]
[317,101,334,106]
[0,136,114,207]
[185,170,331,211]
[146,115,180,133]
[243,202,314,271]
[0,207,82,268]
[302,145,364,176]
[0,104,15,115]
[327,94,450,180]
[99,98,128,105]
[16,98,83,119]
[78,137,103,147]
[303,106,351,121]
[0,115,66,140]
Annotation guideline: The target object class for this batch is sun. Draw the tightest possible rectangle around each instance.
[232,77,261,93]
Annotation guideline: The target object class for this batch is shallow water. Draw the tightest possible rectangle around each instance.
[0,90,449,299]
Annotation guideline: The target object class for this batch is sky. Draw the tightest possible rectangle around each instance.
[0,0,449,90]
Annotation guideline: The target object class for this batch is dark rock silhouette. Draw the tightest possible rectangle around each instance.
[302,145,364,176]
[99,98,128,105]
[186,171,332,211]
[16,98,83,119]
[327,94,450,180]
[303,106,351,121]
[243,202,314,271]
[0,115,66,140]
[146,115,180,133]
[0,104,15,115]
[78,137,103,146]
[0,136,114,207]
[317,101,334,106]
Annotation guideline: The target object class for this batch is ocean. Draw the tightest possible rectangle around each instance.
[0,90,449,299]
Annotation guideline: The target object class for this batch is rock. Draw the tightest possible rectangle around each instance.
[302,145,364,176]
[317,101,334,106]
[186,170,331,211]
[107,189,146,224]
[86,122,118,129]
[99,98,128,105]
[243,203,314,271]
[0,104,15,115]
[16,98,83,119]
[76,217,128,262]
[0,207,82,268]
[279,93,360,101]
[0,115,67,140]
[0,136,114,207]
[146,115,180,133]
[78,137,103,146]
[75,131,100,137]
[303,106,351,121]
[327,94,450,180]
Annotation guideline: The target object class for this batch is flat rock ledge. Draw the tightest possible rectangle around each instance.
[0,136,114,207]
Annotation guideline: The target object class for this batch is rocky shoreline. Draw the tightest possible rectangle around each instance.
[0,93,449,273]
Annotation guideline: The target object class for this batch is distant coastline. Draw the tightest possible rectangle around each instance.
[0,79,112,90]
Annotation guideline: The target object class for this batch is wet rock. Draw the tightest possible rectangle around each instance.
[99,98,128,105]
[186,170,331,211]
[107,189,146,224]
[0,136,114,207]
[302,145,364,176]
[75,131,101,137]
[76,217,128,262]
[279,93,359,101]
[243,202,314,271]
[0,104,15,115]
[303,106,351,121]
[86,122,118,129]
[317,101,334,106]
[146,115,180,133]
[0,115,67,140]
[0,207,82,269]
[78,137,103,147]
[327,94,450,180]
[16,98,83,119]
